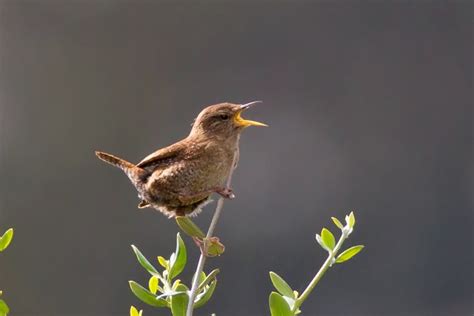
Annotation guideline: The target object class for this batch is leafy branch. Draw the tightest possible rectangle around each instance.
[129,233,219,316]
[268,212,364,315]
[0,228,14,316]
[128,212,364,316]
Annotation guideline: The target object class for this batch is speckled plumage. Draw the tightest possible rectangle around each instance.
[96,102,265,218]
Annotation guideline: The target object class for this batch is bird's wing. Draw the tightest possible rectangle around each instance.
[137,141,188,170]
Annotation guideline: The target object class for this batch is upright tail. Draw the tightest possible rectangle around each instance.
[95,151,148,185]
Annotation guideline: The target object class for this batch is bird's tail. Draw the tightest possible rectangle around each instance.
[95,151,148,186]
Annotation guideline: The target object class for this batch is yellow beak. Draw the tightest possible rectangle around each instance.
[234,101,268,127]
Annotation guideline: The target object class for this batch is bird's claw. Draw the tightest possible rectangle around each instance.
[216,187,235,199]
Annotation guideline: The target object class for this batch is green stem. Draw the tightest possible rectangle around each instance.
[292,231,349,313]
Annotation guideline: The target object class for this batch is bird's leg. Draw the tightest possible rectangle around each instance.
[213,187,235,199]
[177,187,235,204]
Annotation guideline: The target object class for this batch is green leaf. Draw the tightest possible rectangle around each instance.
[148,276,159,294]
[175,216,205,238]
[197,269,219,293]
[269,272,294,298]
[0,229,13,252]
[194,279,217,309]
[170,284,189,316]
[269,292,293,316]
[157,256,169,269]
[131,245,160,277]
[130,306,142,316]
[331,217,344,230]
[348,211,355,228]
[315,234,329,252]
[345,212,355,228]
[321,228,336,250]
[129,281,168,307]
[172,279,182,291]
[0,299,9,315]
[336,245,364,263]
[169,233,187,279]
[198,271,207,284]
[283,296,297,312]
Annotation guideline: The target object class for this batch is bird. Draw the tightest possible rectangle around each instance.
[95,101,266,218]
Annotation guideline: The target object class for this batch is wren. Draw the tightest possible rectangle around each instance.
[95,101,266,218]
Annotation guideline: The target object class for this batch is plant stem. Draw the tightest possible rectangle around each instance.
[292,231,349,313]
[186,150,239,316]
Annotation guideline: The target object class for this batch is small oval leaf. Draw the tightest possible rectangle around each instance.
[194,279,217,309]
[157,256,169,270]
[130,306,139,316]
[0,228,14,252]
[321,228,336,250]
[131,245,160,277]
[269,272,294,298]
[331,217,344,230]
[129,281,168,307]
[198,271,206,284]
[169,233,187,279]
[170,284,189,316]
[336,245,364,263]
[197,269,219,293]
[172,279,182,291]
[315,234,329,251]
[148,276,159,295]
[0,299,9,314]
[269,292,293,316]
[348,212,356,228]
[175,217,205,238]
[283,296,296,311]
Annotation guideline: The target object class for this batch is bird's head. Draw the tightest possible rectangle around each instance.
[190,101,267,140]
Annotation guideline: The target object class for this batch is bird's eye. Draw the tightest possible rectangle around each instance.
[219,114,230,120]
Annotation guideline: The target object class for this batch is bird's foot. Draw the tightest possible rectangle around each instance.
[215,187,235,199]
[177,187,235,204]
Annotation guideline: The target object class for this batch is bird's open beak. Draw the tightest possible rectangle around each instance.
[234,101,268,127]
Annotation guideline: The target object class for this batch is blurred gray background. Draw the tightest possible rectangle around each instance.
[0,1,472,315]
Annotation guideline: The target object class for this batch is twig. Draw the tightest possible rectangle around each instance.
[186,149,239,316]
[292,229,350,313]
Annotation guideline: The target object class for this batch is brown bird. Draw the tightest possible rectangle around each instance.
[95,101,266,218]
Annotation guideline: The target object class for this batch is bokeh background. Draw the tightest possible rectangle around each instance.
[0,1,472,315]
